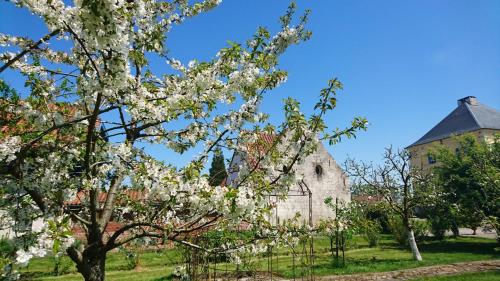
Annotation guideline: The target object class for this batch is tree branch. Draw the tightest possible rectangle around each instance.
[0,29,60,73]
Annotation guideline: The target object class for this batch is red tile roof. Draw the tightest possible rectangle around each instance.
[244,132,276,167]
[66,190,146,206]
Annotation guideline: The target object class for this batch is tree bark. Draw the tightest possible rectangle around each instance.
[68,246,107,281]
[78,253,106,281]
[407,229,422,261]
[451,221,460,237]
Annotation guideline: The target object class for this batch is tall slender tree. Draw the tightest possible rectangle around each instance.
[208,148,227,187]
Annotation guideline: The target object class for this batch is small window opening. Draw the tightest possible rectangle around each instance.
[427,155,436,164]
[315,165,323,176]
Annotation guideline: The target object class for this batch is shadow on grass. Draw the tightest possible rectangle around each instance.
[419,239,499,256]
[152,276,173,281]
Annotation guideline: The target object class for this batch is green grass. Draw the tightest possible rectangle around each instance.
[411,271,500,281]
[19,235,499,281]
[260,235,499,278]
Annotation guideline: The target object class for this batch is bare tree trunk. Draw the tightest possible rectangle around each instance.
[407,229,422,261]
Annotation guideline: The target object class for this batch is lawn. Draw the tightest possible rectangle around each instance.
[411,271,500,281]
[19,235,499,280]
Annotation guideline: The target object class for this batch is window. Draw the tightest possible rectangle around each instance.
[427,155,436,164]
[315,164,323,176]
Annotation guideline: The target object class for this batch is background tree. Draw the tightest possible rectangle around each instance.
[431,134,500,241]
[345,146,431,261]
[208,148,227,187]
[0,1,367,280]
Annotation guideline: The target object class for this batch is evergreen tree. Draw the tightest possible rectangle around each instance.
[209,148,227,186]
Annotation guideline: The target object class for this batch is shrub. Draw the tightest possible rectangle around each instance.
[429,216,450,240]
[0,239,15,258]
[0,238,17,278]
[52,256,72,276]
[388,217,407,246]
[118,247,140,270]
[362,220,382,247]
[411,219,430,242]
[365,206,391,234]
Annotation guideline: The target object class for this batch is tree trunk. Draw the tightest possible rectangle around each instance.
[85,257,105,281]
[407,229,422,261]
[75,253,106,281]
[451,221,460,237]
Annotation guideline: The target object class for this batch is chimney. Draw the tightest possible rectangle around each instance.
[457,96,478,106]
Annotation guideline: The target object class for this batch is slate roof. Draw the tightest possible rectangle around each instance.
[408,96,500,148]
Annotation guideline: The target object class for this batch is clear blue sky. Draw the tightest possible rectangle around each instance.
[1,0,499,166]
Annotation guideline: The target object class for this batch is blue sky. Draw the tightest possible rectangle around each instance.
[1,0,499,166]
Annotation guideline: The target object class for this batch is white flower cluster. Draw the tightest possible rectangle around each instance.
[0,0,332,275]
[0,136,21,163]
[15,217,75,267]
[17,0,73,31]
[267,27,301,55]
[172,265,189,280]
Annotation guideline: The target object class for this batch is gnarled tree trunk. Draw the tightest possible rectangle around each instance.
[67,239,107,281]
[76,252,106,281]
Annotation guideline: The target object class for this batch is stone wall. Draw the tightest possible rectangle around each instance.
[270,142,350,225]
[408,129,499,172]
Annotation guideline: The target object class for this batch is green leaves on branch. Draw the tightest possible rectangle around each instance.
[311,78,368,145]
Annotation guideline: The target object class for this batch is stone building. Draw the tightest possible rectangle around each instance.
[407,96,500,171]
[227,136,350,225]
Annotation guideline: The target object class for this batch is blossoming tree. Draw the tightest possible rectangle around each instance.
[0,1,367,280]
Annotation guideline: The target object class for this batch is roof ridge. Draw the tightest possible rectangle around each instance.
[406,106,460,147]
[464,102,482,128]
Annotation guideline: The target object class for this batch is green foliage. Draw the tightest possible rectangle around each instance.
[208,148,227,187]
[419,192,455,240]
[431,134,500,239]
[429,216,450,240]
[118,247,140,270]
[0,239,15,258]
[363,203,392,234]
[389,216,430,246]
[52,255,72,276]
[0,238,16,278]
[388,216,408,246]
[0,79,18,100]
[322,198,364,267]
[361,219,382,247]
[312,78,368,145]
[412,219,430,242]
[389,218,428,245]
